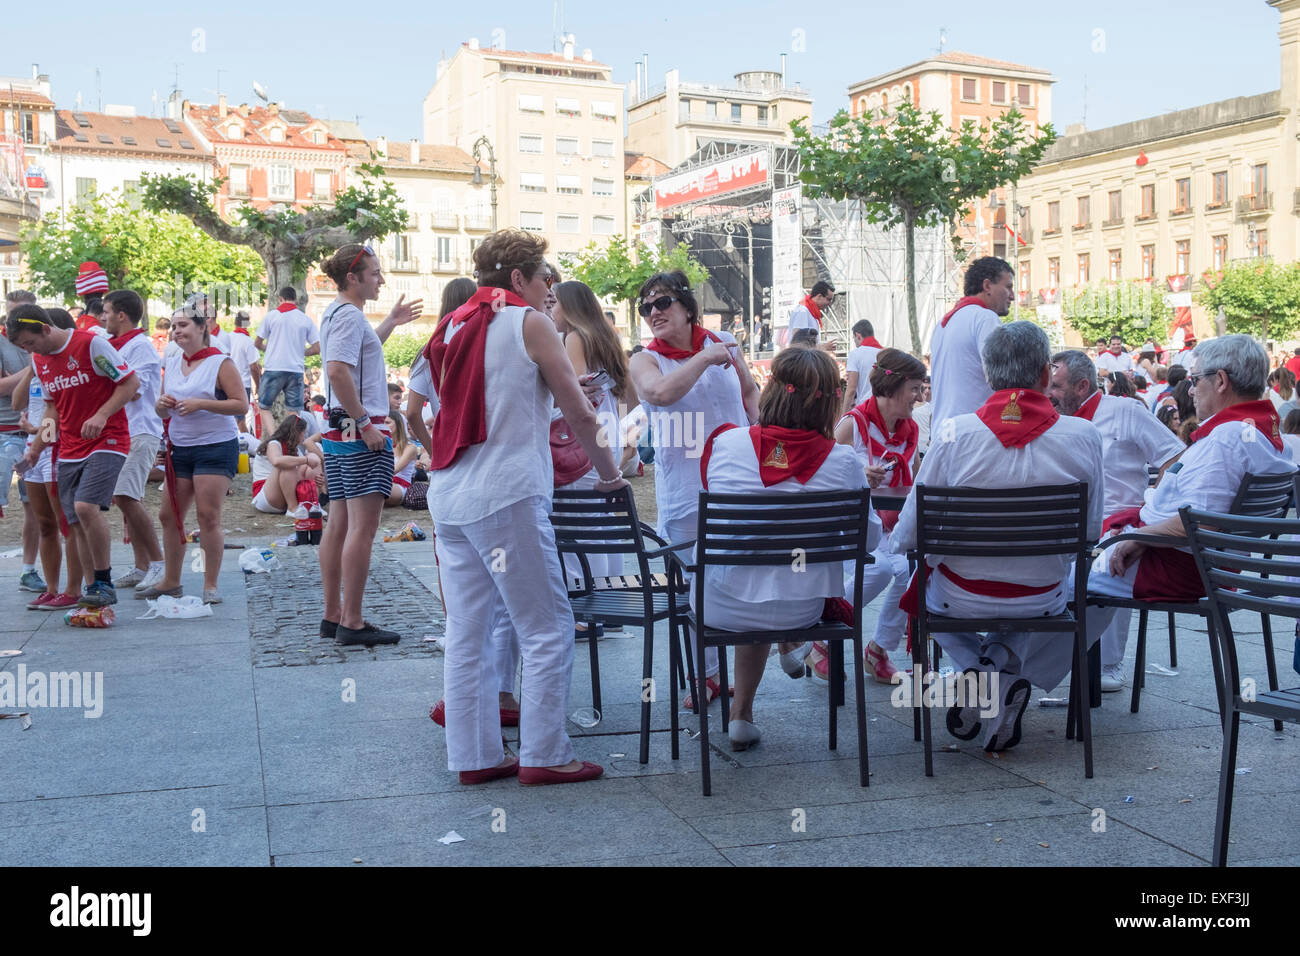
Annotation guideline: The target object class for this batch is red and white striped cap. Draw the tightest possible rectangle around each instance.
[74,261,109,296]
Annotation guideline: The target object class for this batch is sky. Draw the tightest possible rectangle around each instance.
[4,0,1284,145]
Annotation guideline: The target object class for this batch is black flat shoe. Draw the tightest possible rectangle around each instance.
[320,619,339,640]
[336,621,400,646]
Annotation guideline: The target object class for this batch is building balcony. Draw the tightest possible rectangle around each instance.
[1135,212,1157,222]
[1041,226,1061,237]
[430,213,459,229]
[1169,206,1194,219]
[1235,192,1272,217]
[463,214,492,231]
[431,258,459,274]
[1205,201,1231,213]
[1072,222,1090,232]
[389,258,419,273]
[1101,217,1124,229]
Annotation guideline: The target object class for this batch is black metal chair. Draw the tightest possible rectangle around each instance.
[678,488,875,796]
[909,482,1096,778]
[1181,506,1300,867]
[1088,472,1297,725]
[550,487,695,764]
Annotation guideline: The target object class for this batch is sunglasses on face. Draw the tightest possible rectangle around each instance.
[347,245,376,273]
[638,295,678,317]
[542,272,557,289]
[1188,372,1212,386]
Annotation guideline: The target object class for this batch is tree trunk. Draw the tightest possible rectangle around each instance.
[265,251,296,305]
[904,210,922,357]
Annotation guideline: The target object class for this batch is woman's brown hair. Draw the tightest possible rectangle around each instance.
[758,347,841,438]
[554,280,630,400]
[321,243,374,290]
[257,413,308,458]
[868,348,926,398]
[439,277,477,319]
[472,229,549,290]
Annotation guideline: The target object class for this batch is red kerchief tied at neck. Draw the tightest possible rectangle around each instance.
[1073,389,1102,422]
[1190,400,1284,451]
[750,425,834,486]
[646,324,743,385]
[424,286,532,471]
[976,388,1060,448]
[108,328,145,350]
[802,294,823,327]
[850,397,918,487]
[939,295,987,328]
[276,302,298,313]
[183,346,223,367]
[859,335,883,349]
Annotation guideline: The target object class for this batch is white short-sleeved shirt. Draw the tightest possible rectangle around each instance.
[226,331,261,388]
[320,301,389,421]
[1085,392,1184,515]
[115,333,164,440]
[845,344,880,406]
[1096,350,1134,375]
[257,307,320,374]
[1140,409,1296,527]
[891,409,1105,588]
[928,303,1000,431]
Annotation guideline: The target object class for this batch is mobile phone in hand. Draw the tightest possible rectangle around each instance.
[581,370,615,391]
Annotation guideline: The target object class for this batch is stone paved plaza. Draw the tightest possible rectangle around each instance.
[1,534,1297,867]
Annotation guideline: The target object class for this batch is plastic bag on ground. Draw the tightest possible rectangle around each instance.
[137,595,214,620]
[239,547,282,574]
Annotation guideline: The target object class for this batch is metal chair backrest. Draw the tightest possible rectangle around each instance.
[550,487,650,593]
[695,488,873,571]
[1181,506,1300,691]
[1226,471,1297,518]
[915,482,1091,560]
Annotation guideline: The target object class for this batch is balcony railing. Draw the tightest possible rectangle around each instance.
[463,214,492,231]
[1072,222,1090,232]
[1101,217,1124,228]
[430,213,459,229]
[1236,192,1272,217]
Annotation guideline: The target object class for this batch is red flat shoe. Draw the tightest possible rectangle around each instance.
[459,759,520,785]
[681,677,734,711]
[519,761,604,786]
[430,699,521,728]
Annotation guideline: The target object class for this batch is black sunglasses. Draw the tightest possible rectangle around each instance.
[638,295,678,317]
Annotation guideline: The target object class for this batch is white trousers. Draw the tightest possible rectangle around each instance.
[557,472,625,581]
[490,605,521,696]
[847,546,910,651]
[661,515,719,678]
[436,496,577,771]
[1078,553,1140,667]
[924,569,1081,691]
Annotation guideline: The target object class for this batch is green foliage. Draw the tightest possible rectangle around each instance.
[567,236,709,304]
[19,189,264,306]
[1197,261,1300,341]
[791,104,1057,354]
[1062,281,1173,346]
[382,329,429,372]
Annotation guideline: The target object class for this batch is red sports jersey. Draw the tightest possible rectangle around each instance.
[32,329,134,461]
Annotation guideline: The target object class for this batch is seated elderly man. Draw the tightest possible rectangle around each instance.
[1086,334,1297,645]
[892,322,1105,752]
[1048,349,1185,691]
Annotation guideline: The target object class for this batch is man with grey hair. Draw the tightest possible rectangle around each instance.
[1048,349,1185,691]
[892,321,1105,752]
[1086,334,1295,644]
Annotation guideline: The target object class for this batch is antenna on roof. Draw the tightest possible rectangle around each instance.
[552,0,566,52]
[936,27,948,55]
[1082,73,1088,128]
[253,81,269,102]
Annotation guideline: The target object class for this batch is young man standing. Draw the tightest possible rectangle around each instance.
[930,256,1014,429]
[256,287,320,437]
[102,290,166,592]
[0,290,44,593]
[225,311,262,433]
[9,305,139,607]
[842,318,884,414]
[785,280,835,348]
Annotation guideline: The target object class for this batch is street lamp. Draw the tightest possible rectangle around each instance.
[471,135,498,231]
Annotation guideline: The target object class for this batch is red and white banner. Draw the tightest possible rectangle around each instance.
[654,151,770,211]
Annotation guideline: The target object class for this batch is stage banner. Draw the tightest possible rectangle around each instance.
[771,184,803,331]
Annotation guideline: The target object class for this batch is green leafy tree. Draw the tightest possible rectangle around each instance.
[1197,261,1300,341]
[567,236,709,328]
[382,329,430,372]
[20,189,264,307]
[1062,280,1173,347]
[139,160,407,302]
[792,103,1056,355]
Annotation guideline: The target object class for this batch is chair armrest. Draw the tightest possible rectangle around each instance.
[1095,531,1187,552]
[639,524,669,548]
[644,537,697,561]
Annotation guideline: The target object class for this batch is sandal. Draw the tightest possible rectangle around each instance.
[806,642,847,686]
[682,676,734,711]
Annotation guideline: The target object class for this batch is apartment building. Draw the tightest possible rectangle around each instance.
[1018,0,1300,338]
[422,38,625,260]
[0,70,57,295]
[625,68,813,170]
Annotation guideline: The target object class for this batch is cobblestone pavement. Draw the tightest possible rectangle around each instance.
[245,541,444,667]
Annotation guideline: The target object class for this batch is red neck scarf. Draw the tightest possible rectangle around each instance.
[646,324,743,386]
[276,302,297,313]
[749,424,834,486]
[1073,389,1102,422]
[976,388,1060,448]
[1109,346,1124,356]
[183,346,223,367]
[109,327,145,350]
[858,335,883,349]
[802,295,823,327]
[849,397,918,488]
[424,286,532,471]
[233,327,251,336]
[1190,399,1283,451]
[940,295,987,328]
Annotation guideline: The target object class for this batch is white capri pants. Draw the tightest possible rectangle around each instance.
[661,514,719,678]
[848,545,910,652]
[435,496,578,771]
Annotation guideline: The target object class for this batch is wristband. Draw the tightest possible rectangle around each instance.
[355,415,372,429]
[595,474,621,485]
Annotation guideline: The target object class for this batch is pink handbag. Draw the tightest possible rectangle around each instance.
[549,417,592,487]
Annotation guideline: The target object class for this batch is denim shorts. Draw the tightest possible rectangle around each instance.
[258,370,305,412]
[0,431,29,507]
[171,438,239,480]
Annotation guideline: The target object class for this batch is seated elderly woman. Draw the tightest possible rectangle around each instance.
[697,347,880,752]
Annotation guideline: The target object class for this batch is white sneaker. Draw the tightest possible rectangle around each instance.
[1100,664,1127,693]
[290,504,310,520]
[135,564,165,592]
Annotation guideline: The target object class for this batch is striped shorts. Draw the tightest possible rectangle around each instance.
[322,439,394,500]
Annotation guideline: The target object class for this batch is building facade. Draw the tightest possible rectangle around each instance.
[0,71,56,296]
[182,97,348,219]
[626,68,813,170]
[1017,0,1300,341]
[422,38,626,260]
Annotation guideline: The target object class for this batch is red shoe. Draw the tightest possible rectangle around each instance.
[682,676,734,711]
[45,593,82,610]
[518,761,604,786]
[459,759,520,785]
[26,592,56,610]
[430,699,521,728]
[865,642,901,684]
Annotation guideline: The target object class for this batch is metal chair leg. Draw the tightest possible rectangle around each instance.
[1076,629,1094,778]
[1213,710,1241,867]
[638,619,654,765]
[1131,608,1148,715]
[1207,613,1227,729]
[586,623,602,714]
[828,640,839,751]
[717,645,729,734]
[668,618,680,761]
[1088,642,1102,709]
[853,633,869,787]
[1066,641,1079,740]
[1167,611,1178,668]
[694,628,712,797]
[1260,612,1283,732]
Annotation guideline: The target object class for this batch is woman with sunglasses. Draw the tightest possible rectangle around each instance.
[629,271,760,708]
[425,229,625,786]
